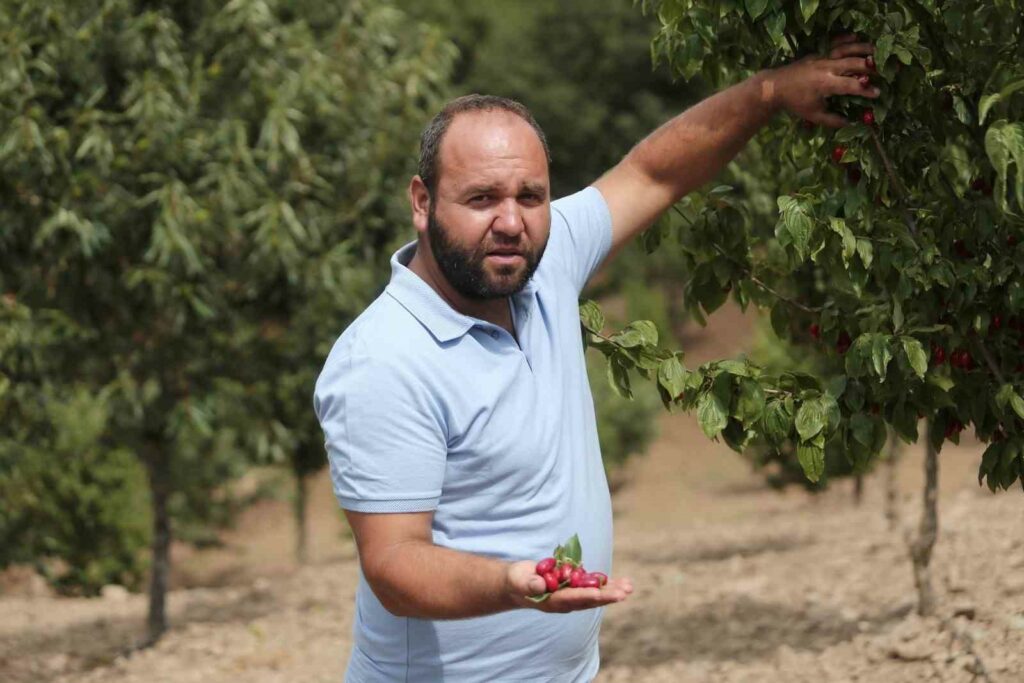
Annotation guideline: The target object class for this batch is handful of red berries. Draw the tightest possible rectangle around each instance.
[527,534,608,602]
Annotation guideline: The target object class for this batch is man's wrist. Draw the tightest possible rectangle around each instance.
[751,68,785,115]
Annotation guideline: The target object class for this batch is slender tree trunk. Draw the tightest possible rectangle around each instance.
[294,470,308,565]
[909,430,939,616]
[853,473,863,506]
[885,431,900,531]
[144,443,172,646]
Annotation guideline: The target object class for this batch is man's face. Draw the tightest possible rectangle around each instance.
[426,111,551,300]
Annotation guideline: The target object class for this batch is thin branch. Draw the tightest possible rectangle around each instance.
[869,127,909,200]
[975,340,1007,385]
[708,242,822,314]
[749,275,821,314]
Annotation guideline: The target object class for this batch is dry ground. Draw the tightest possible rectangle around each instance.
[3,302,1023,683]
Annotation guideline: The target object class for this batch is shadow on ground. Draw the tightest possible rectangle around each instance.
[600,595,913,669]
[630,534,813,565]
[0,586,278,683]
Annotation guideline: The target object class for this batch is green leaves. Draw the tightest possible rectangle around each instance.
[658,356,687,400]
[798,0,819,23]
[744,0,771,20]
[797,441,825,483]
[899,337,928,379]
[978,440,1023,492]
[697,390,729,439]
[979,78,1024,125]
[776,196,815,263]
[763,398,794,444]
[579,300,605,334]
[795,396,828,441]
[985,121,1024,213]
[611,320,659,348]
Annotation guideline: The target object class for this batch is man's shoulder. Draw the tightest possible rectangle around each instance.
[325,291,437,363]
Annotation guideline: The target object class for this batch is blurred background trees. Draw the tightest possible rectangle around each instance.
[0,0,694,645]
[0,0,453,643]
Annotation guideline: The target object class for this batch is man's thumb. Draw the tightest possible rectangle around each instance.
[526,576,546,595]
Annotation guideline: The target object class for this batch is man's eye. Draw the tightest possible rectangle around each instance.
[470,195,491,203]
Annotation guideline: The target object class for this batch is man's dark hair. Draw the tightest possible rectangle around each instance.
[417,94,551,197]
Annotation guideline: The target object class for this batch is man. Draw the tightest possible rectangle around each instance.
[314,34,878,682]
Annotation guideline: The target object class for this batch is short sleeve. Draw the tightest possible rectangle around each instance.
[313,350,448,513]
[546,185,614,294]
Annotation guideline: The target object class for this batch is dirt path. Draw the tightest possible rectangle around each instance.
[3,303,1024,682]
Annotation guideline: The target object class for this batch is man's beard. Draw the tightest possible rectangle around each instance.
[427,206,545,301]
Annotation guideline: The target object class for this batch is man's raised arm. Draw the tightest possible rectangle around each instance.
[593,35,880,263]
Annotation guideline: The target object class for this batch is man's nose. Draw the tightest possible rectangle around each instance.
[492,197,525,236]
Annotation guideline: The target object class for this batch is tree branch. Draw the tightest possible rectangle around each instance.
[705,241,822,314]
[869,127,909,200]
[975,340,1007,385]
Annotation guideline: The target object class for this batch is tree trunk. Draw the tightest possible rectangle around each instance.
[885,431,900,531]
[294,470,308,565]
[144,444,172,646]
[853,473,863,506]
[909,430,939,616]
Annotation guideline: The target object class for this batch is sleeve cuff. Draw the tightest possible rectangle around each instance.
[337,496,440,513]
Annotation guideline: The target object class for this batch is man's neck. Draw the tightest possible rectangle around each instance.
[407,244,513,332]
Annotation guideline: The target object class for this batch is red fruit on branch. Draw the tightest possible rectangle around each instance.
[971,178,992,196]
[557,562,574,584]
[809,323,821,340]
[590,572,608,587]
[535,557,557,576]
[1009,235,1019,247]
[944,419,964,440]
[801,119,815,130]
[542,571,560,593]
[951,349,974,370]
[862,109,875,126]
[832,145,848,164]
[931,344,946,365]
[836,331,852,354]
[869,404,881,415]
[578,574,602,589]
[953,240,972,258]
[992,315,1002,331]
[846,166,862,184]
[858,74,871,88]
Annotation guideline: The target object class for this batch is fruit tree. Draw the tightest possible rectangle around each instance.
[581,1,1024,616]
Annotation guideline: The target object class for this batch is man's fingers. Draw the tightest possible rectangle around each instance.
[831,56,874,76]
[542,584,631,612]
[829,32,859,48]
[816,112,850,129]
[829,73,881,98]
[829,42,875,60]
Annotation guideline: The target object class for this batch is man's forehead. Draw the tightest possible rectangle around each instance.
[439,111,548,182]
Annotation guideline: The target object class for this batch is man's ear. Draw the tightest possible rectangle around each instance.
[408,176,431,235]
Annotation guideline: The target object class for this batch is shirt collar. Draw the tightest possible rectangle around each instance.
[384,239,537,344]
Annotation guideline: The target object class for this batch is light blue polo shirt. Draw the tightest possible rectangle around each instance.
[313,186,615,682]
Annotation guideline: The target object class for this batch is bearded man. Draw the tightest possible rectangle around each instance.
[314,34,878,682]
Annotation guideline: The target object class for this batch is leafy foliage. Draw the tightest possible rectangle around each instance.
[0,0,454,595]
[585,0,1024,490]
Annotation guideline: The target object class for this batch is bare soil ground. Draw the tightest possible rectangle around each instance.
[3,302,1023,683]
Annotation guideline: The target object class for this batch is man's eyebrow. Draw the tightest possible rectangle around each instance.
[462,184,499,197]
[461,182,548,197]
